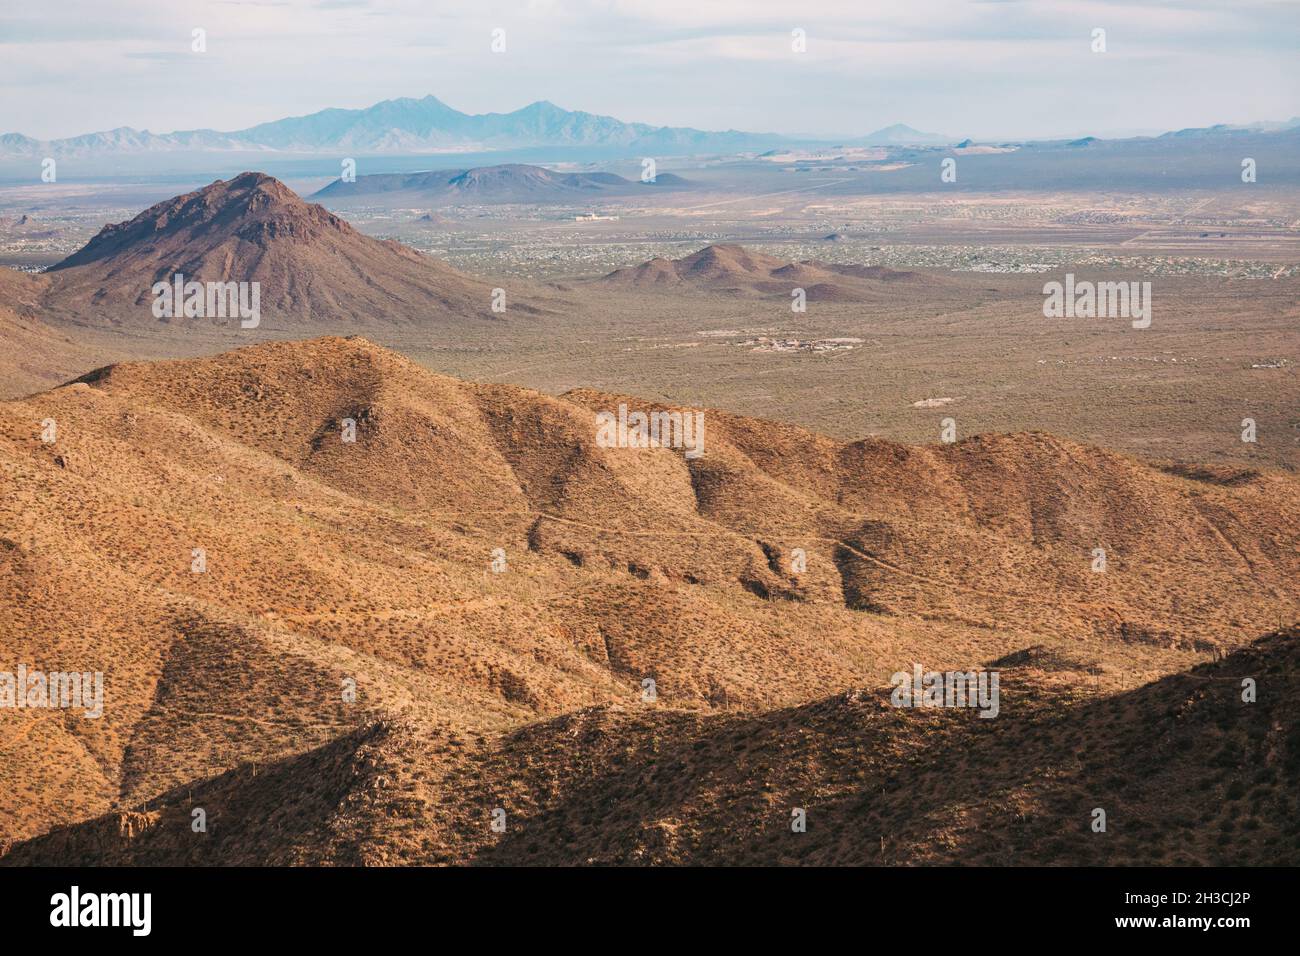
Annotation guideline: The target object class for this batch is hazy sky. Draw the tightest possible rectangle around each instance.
[3,0,1298,141]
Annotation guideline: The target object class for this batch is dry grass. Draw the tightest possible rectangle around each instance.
[0,334,1296,863]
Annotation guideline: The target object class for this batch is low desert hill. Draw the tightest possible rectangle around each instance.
[1,336,1296,860]
[0,215,62,240]
[315,163,691,203]
[35,172,542,331]
[599,243,940,301]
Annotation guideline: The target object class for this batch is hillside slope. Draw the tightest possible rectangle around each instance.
[1,336,1296,857]
[0,269,105,398]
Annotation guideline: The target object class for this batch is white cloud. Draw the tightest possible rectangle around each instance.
[1,0,1296,140]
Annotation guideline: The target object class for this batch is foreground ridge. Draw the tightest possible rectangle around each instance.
[0,335,1297,863]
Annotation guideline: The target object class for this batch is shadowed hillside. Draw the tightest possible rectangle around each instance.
[7,628,1296,866]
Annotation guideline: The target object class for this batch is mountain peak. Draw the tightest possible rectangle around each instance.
[40,173,502,329]
[681,243,781,274]
[225,169,297,195]
[50,173,337,272]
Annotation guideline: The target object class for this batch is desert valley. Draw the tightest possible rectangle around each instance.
[1,158,1297,866]
[1,3,1298,881]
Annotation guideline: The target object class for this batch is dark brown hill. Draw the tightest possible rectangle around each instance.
[39,173,534,330]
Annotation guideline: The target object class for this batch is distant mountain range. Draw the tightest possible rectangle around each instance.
[1159,118,1300,138]
[0,96,785,158]
[3,94,1296,163]
[315,163,692,203]
[0,95,965,159]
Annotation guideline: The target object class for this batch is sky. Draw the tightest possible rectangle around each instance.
[2,0,1298,142]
